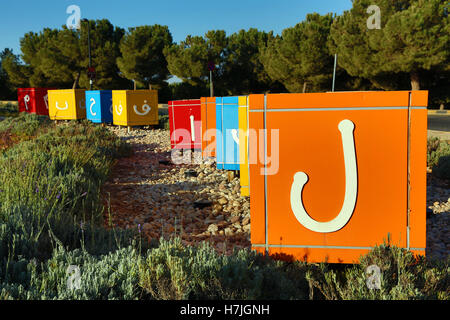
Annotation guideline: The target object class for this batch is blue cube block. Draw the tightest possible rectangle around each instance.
[85,90,113,123]
[216,96,240,171]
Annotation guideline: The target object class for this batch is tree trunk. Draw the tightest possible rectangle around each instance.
[410,72,420,91]
[149,84,152,90]
[72,71,81,89]
[133,80,136,90]
[302,82,307,93]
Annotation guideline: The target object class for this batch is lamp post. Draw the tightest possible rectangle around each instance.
[332,54,337,92]
[208,62,215,97]
[82,19,93,90]
[209,70,213,97]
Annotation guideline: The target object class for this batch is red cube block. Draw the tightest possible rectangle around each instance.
[18,88,54,115]
[168,99,202,150]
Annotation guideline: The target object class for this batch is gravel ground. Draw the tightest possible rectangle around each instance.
[102,126,250,255]
[426,173,450,261]
[103,126,449,261]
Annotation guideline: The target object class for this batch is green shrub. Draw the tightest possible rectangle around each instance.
[433,155,450,180]
[0,118,132,223]
[0,237,307,300]
[0,207,142,264]
[0,112,50,138]
[0,103,18,118]
[0,116,148,300]
[428,138,450,179]
[428,137,450,167]
[0,115,140,265]
[137,237,309,300]
[0,245,146,300]
[306,244,449,300]
[158,115,170,130]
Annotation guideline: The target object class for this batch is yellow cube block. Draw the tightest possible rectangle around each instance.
[238,96,249,197]
[48,89,86,120]
[112,90,158,126]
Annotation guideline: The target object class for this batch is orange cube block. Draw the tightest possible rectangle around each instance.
[201,97,217,159]
[249,91,428,263]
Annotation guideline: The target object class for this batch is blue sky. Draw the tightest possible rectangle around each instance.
[0,0,352,55]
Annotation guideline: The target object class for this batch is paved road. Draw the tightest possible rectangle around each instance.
[428,114,450,132]
[428,113,450,140]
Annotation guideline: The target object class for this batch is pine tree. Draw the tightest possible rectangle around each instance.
[3,19,127,90]
[164,30,227,94]
[329,0,449,91]
[222,29,284,95]
[259,13,335,93]
[36,26,83,88]
[0,49,16,99]
[117,25,173,89]
[79,19,130,89]
[164,35,211,86]
[1,48,31,89]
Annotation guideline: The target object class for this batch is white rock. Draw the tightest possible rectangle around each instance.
[207,224,218,233]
